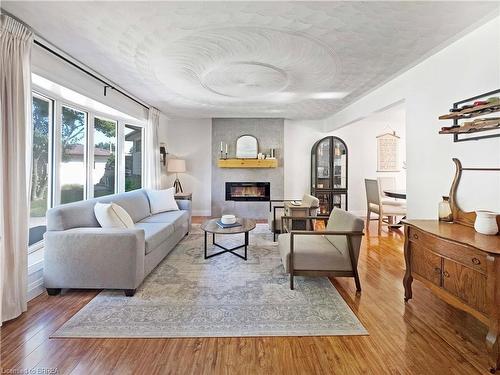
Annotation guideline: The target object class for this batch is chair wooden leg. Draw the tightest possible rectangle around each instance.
[378,214,382,236]
[290,273,294,290]
[366,209,371,230]
[353,272,362,292]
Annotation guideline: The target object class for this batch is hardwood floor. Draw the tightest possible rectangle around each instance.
[0,218,491,374]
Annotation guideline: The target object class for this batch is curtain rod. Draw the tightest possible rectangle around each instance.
[1,9,151,111]
[33,40,150,111]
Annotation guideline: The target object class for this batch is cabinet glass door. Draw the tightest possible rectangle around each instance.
[316,191,331,216]
[332,193,347,211]
[333,138,347,189]
[316,137,331,190]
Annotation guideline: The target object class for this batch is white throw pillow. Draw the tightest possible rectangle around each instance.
[146,187,179,214]
[94,202,135,228]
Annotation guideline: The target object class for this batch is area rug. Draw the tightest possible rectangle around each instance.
[52,224,367,338]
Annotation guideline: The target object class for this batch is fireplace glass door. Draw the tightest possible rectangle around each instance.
[225,182,270,201]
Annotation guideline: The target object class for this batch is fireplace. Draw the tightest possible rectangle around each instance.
[225,182,270,201]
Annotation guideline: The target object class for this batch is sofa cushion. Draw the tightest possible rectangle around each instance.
[135,222,174,254]
[99,190,151,223]
[278,233,352,273]
[47,199,100,231]
[94,203,134,229]
[139,210,189,231]
[146,187,179,214]
[325,208,364,264]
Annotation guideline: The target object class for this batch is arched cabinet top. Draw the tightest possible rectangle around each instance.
[311,136,348,215]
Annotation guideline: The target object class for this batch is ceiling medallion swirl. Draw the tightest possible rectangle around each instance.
[153,26,339,108]
[200,61,289,98]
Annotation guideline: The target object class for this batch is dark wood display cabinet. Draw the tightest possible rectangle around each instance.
[311,136,348,216]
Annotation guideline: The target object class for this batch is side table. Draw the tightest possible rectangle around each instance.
[174,192,192,200]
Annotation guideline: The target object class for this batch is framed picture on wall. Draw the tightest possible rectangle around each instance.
[377,132,400,172]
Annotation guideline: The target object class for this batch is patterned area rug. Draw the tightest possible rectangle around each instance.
[52,224,367,338]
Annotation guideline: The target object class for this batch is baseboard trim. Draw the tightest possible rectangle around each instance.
[28,277,45,301]
[28,248,45,301]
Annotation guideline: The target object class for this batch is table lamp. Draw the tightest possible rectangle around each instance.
[167,159,186,193]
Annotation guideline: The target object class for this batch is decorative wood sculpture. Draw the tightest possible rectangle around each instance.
[449,158,500,229]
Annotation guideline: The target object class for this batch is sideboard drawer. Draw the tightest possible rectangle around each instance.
[408,227,486,273]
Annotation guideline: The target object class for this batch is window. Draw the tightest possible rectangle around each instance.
[29,94,53,246]
[28,82,145,248]
[60,106,87,204]
[124,124,143,191]
[93,117,117,197]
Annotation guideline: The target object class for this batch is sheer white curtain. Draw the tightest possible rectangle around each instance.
[0,15,34,324]
[145,107,161,189]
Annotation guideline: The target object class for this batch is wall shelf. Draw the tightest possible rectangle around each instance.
[439,88,500,142]
[217,158,278,168]
[439,119,500,135]
[439,101,500,120]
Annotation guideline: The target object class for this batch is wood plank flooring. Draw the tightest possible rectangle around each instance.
[0,218,491,374]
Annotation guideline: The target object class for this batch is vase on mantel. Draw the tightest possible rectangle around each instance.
[474,210,499,235]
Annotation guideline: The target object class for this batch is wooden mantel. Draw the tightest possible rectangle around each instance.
[217,158,278,168]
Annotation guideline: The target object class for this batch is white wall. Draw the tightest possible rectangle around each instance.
[158,115,212,216]
[325,16,500,219]
[32,45,148,121]
[331,104,406,215]
[283,120,323,199]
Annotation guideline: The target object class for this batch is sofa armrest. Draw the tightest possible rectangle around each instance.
[44,228,145,289]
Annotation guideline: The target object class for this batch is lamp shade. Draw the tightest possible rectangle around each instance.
[167,159,186,173]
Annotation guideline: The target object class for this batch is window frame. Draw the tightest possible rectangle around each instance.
[29,93,54,254]
[28,84,146,250]
[123,123,146,192]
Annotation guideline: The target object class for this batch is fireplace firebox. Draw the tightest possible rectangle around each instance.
[225,182,270,201]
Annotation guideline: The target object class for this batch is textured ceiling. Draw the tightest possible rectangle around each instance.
[3,1,499,119]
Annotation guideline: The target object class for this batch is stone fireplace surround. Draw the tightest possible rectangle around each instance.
[211,118,284,220]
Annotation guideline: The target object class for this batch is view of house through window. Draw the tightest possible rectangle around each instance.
[29,95,52,246]
[60,106,87,204]
[125,124,143,191]
[93,117,117,197]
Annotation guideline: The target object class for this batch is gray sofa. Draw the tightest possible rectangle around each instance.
[44,189,191,296]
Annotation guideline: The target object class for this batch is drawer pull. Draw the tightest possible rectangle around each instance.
[443,271,450,278]
[413,233,419,240]
[472,257,481,265]
[434,267,441,274]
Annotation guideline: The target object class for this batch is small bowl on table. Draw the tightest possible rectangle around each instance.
[221,214,237,225]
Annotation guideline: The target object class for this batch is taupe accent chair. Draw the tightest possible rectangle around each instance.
[268,194,320,241]
[365,178,406,235]
[278,208,364,291]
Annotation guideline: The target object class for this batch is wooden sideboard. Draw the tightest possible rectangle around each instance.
[403,220,500,373]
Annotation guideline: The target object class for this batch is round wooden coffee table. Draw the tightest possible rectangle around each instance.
[201,218,256,260]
